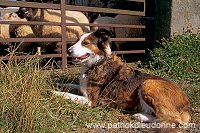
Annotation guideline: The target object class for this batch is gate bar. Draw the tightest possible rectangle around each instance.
[0,1,145,16]
[61,0,67,69]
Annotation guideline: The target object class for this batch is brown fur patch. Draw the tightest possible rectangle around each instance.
[81,35,101,55]
[141,79,191,124]
[82,32,111,55]
[86,55,192,124]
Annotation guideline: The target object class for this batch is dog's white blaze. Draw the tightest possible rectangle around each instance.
[69,32,106,67]
[68,33,93,58]
[138,90,155,114]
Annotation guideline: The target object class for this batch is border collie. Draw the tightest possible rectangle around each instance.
[52,29,191,124]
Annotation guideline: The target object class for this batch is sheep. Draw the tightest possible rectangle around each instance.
[4,13,35,38]
[29,9,90,39]
[0,23,10,39]
[114,15,144,38]
[1,12,36,54]
[91,16,115,32]
[0,13,11,39]
[0,15,10,55]
[92,15,144,38]
[92,15,145,51]
[17,8,90,54]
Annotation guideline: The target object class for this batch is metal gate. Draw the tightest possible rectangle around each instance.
[0,0,154,69]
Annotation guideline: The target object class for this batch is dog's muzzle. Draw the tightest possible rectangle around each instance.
[72,53,90,63]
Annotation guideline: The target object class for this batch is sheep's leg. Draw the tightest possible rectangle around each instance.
[51,90,91,106]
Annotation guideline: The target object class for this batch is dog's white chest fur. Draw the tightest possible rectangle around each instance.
[79,65,89,98]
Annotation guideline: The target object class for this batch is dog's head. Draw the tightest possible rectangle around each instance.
[68,28,112,67]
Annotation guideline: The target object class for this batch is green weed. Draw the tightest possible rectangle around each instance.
[147,33,200,110]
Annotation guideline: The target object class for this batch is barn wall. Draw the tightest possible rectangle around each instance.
[155,0,200,44]
[171,0,200,35]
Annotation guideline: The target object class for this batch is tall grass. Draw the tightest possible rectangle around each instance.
[0,57,129,132]
[0,58,48,132]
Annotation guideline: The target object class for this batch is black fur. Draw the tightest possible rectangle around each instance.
[93,29,112,54]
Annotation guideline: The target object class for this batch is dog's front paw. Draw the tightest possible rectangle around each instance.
[133,113,155,123]
[133,113,144,122]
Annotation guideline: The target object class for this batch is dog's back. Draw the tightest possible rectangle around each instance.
[87,55,191,124]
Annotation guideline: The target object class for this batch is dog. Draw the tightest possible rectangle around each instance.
[52,28,191,124]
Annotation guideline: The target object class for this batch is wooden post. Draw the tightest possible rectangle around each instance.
[61,0,67,69]
[37,47,41,55]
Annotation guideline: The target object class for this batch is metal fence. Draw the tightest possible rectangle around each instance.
[0,0,149,69]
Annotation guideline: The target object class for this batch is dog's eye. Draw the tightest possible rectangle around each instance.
[82,41,89,46]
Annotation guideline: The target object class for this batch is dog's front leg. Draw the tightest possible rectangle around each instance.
[55,83,82,95]
[51,91,91,106]
[56,83,80,90]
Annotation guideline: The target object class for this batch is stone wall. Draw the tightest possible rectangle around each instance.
[155,0,200,43]
[171,0,200,35]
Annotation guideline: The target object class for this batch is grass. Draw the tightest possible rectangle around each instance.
[0,33,199,132]
[146,33,200,109]
[0,57,133,132]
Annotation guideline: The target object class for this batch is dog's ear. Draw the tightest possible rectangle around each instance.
[94,28,112,54]
[93,28,112,42]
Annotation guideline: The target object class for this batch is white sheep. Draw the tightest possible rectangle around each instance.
[0,14,10,55]
[91,16,115,32]
[92,15,145,50]
[114,15,144,38]
[92,15,144,38]
[26,9,90,39]
[0,13,11,39]
[6,13,35,38]
[1,12,36,54]
[0,24,10,39]
[17,8,90,54]
[114,15,145,50]
[92,15,144,50]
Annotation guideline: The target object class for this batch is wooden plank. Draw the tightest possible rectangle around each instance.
[0,38,61,42]
[0,50,145,61]
[127,0,145,2]
[110,38,145,42]
[0,1,60,9]
[0,20,61,26]
[0,20,146,29]
[77,23,146,28]
[113,50,145,54]
[0,1,145,16]
[61,0,67,69]
[65,5,145,16]
[0,54,62,60]
[0,38,145,43]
